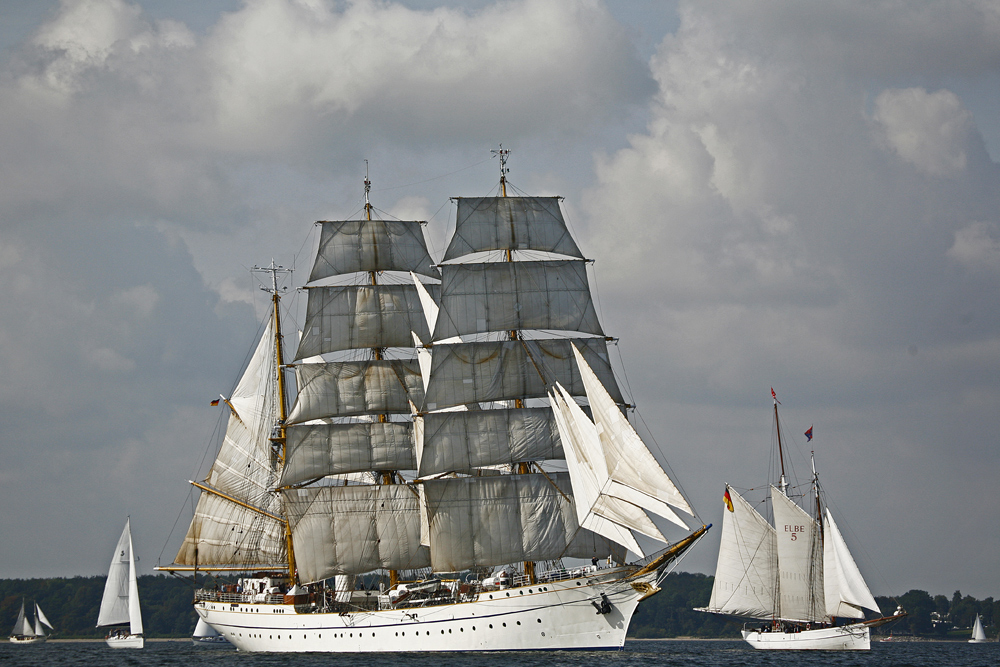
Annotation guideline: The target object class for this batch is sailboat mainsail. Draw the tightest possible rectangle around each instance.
[970,613,988,643]
[160,151,709,653]
[98,518,144,648]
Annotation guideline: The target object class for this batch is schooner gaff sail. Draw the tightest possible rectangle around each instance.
[159,151,707,652]
[698,390,904,650]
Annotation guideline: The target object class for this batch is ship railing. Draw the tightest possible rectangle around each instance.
[194,589,284,605]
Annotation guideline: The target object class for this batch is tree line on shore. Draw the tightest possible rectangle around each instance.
[1,572,996,639]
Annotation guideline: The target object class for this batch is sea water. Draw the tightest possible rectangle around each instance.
[1,639,997,667]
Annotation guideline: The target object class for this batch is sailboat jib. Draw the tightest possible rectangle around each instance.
[280,421,416,486]
[33,604,53,633]
[295,284,440,360]
[570,343,694,522]
[283,484,430,584]
[416,408,562,477]
[549,384,667,550]
[432,261,604,342]
[445,197,584,260]
[309,219,438,281]
[703,486,777,618]
[823,508,879,619]
[422,337,622,411]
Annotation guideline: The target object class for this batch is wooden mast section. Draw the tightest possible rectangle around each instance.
[252,260,297,582]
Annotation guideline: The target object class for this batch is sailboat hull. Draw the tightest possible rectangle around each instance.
[199,571,647,653]
[105,634,144,649]
[742,623,870,650]
[8,635,47,644]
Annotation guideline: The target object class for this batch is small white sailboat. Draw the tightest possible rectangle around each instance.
[8,600,53,644]
[192,617,230,646]
[969,613,988,643]
[699,390,905,650]
[97,518,144,649]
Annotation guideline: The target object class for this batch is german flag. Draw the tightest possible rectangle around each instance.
[723,488,734,513]
[210,399,220,406]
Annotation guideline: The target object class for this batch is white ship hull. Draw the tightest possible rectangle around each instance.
[742,623,870,650]
[105,634,144,649]
[8,635,47,644]
[199,571,649,653]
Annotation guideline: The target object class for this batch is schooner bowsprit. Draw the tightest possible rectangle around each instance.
[158,151,708,652]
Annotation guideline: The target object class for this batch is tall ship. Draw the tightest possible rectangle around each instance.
[158,151,707,652]
[699,390,904,650]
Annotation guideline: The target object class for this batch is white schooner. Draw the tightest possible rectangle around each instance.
[158,151,708,652]
[698,390,904,650]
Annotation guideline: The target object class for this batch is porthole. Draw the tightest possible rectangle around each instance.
[460,628,464,632]
[517,621,521,625]
[528,589,533,593]
[506,592,510,597]
[502,622,507,627]
[537,619,541,623]
[489,624,493,629]
[519,591,523,595]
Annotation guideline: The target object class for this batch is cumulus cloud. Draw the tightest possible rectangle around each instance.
[947,221,1000,274]
[874,87,974,176]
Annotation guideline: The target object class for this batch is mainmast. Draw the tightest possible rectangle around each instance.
[252,259,296,580]
[773,389,788,496]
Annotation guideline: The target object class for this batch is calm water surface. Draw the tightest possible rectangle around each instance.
[2,639,998,667]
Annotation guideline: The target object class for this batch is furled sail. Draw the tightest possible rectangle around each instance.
[415,408,562,477]
[309,220,437,281]
[281,422,416,486]
[771,489,825,623]
[444,197,583,260]
[432,261,603,341]
[98,520,143,635]
[287,360,423,423]
[422,338,621,411]
[174,320,286,569]
[571,344,693,526]
[422,472,621,573]
[704,487,777,618]
[283,484,430,583]
[295,284,440,360]
[822,508,878,619]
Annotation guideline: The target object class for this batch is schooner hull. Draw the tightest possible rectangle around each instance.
[8,635,47,644]
[105,634,144,649]
[742,623,870,650]
[199,572,648,653]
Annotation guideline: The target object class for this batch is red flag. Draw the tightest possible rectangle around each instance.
[770,387,780,404]
[723,489,734,512]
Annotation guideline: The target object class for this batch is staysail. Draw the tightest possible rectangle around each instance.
[823,508,879,619]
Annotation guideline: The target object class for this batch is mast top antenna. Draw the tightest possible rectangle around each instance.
[252,259,291,295]
[491,145,511,197]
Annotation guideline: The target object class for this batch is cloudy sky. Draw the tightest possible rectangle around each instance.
[1,0,998,601]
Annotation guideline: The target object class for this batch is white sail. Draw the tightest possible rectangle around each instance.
[11,601,34,637]
[432,261,603,341]
[34,604,53,631]
[823,508,879,619]
[445,197,584,260]
[193,617,220,638]
[411,273,440,338]
[971,614,988,642]
[771,488,825,623]
[422,472,618,572]
[309,220,437,280]
[704,487,777,618]
[174,319,286,568]
[295,284,438,359]
[99,519,143,635]
[283,484,430,583]
[571,343,693,524]
[549,386,652,555]
[416,408,562,477]
[287,360,423,423]
[422,338,621,411]
[280,421,415,485]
